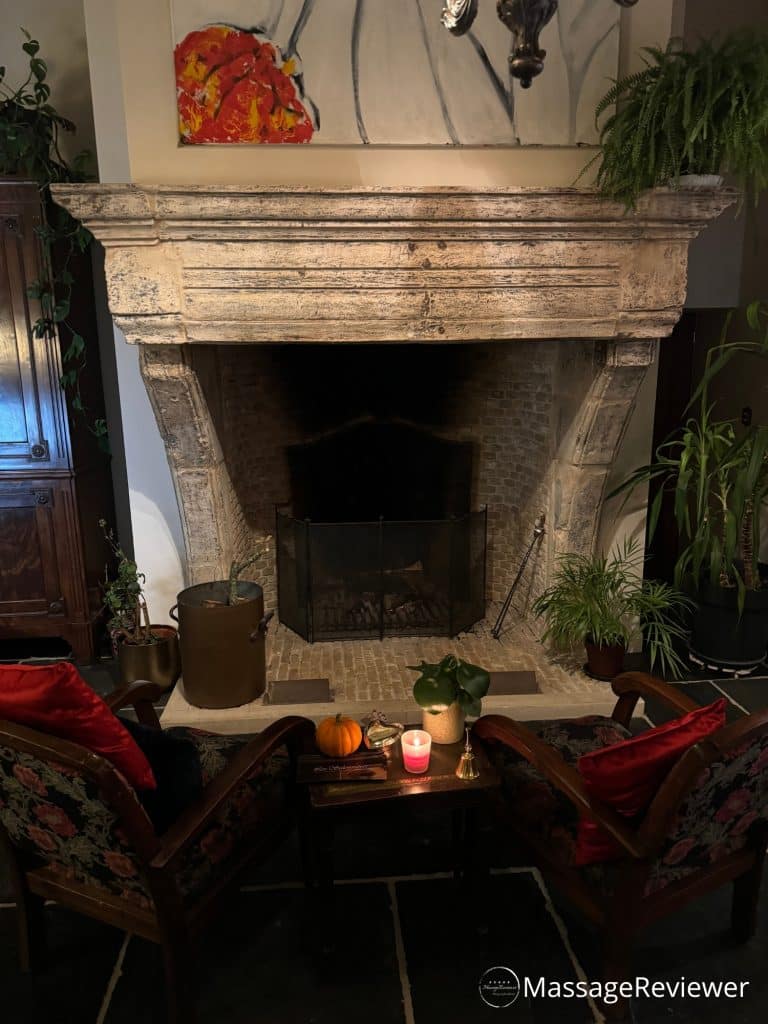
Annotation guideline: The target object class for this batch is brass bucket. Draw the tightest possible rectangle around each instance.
[117,625,181,689]
[170,581,273,709]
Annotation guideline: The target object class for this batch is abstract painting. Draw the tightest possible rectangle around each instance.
[171,0,620,146]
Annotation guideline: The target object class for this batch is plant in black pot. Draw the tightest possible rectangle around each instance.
[583,32,768,206]
[171,541,274,710]
[611,302,768,674]
[100,521,180,688]
[532,541,692,681]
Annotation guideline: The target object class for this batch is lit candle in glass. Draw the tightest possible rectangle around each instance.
[401,729,431,774]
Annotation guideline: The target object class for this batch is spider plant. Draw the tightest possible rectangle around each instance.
[583,33,768,206]
[611,302,768,609]
[532,540,693,679]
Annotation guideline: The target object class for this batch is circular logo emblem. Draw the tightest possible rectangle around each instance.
[479,966,521,1008]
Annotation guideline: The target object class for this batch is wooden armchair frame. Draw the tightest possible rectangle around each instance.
[474,672,768,1019]
[0,681,314,1023]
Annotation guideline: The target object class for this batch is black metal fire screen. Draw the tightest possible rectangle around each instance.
[276,507,487,642]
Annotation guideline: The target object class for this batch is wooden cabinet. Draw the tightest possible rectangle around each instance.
[0,182,113,661]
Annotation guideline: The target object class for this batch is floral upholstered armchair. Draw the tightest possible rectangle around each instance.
[474,673,768,1020]
[0,680,314,1024]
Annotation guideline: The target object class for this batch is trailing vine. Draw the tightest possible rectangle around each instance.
[0,29,108,450]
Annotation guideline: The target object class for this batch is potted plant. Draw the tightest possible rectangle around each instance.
[409,654,490,744]
[170,542,274,709]
[611,302,768,673]
[100,521,180,688]
[532,541,692,681]
[584,32,768,206]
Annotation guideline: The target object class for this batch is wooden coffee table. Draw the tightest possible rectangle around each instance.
[302,729,500,902]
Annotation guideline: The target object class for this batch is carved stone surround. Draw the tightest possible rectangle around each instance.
[53,185,734,597]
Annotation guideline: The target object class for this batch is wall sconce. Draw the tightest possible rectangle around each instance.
[442,0,640,88]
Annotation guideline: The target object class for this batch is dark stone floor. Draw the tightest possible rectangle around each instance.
[1,643,767,1022]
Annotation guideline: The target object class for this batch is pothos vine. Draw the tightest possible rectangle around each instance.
[0,30,108,450]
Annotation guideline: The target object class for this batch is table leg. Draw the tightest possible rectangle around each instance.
[452,807,478,880]
[309,812,336,955]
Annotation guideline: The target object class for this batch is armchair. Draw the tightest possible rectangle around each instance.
[0,680,314,1023]
[474,672,768,1019]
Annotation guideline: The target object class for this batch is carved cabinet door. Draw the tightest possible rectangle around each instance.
[0,481,65,622]
[0,187,70,472]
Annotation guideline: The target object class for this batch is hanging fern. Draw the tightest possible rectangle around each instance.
[583,33,768,207]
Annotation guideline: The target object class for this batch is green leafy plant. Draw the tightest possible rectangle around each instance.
[0,30,106,448]
[610,301,768,609]
[99,520,160,647]
[409,655,490,719]
[532,540,693,679]
[583,33,768,206]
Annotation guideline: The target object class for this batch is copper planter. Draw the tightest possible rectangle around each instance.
[171,581,273,709]
[117,625,181,689]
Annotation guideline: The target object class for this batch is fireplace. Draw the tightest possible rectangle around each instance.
[276,410,485,640]
[52,184,734,637]
[276,506,486,641]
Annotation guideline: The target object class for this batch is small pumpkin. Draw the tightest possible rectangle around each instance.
[315,714,362,758]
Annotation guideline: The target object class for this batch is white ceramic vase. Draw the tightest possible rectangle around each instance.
[671,174,724,188]
[422,702,465,744]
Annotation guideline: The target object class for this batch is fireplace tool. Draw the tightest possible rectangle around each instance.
[491,514,546,639]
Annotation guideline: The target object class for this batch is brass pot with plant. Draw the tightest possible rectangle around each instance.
[409,655,490,744]
[100,521,180,689]
[532,540,692,681]
[170,543,274,710]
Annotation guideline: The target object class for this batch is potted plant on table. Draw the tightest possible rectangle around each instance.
[409,654,490,744]
[100,521,180,688]
[610,302,768,674]
[532,540,692,681]
[584,32,768,206]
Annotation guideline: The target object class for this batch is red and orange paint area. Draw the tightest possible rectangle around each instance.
[175,24,315,144]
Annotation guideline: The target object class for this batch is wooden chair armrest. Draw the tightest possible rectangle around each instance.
[151,716,315,870]
[105,680,165,728]
[610,672,700,729]
[473,715,649,859]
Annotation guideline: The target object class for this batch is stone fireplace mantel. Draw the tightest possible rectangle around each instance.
[51,184,734,596]
[53,184,734,346]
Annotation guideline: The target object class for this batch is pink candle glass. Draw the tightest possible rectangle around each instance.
[401,729,432,774]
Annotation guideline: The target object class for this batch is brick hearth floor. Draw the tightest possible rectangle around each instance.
[266,608,606,703]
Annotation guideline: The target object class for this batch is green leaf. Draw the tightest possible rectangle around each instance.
[413,672,456,712]
[455,660,490,700]
[63,333,85,361]
[457,691,482,719]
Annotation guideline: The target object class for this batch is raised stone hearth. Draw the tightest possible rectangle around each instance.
[160,609,615,734]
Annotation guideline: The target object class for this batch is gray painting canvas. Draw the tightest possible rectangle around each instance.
[171,0,619,146]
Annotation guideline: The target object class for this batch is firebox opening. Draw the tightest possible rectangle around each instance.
[286,419,473,523]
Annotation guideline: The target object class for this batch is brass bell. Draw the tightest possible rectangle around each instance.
[455,727,480,781]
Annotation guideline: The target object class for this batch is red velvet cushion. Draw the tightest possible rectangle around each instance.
[0,662,156,790]
[575,698,727,866]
